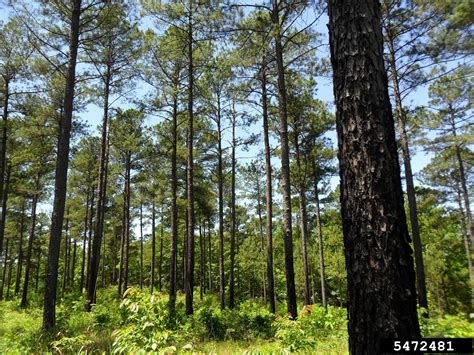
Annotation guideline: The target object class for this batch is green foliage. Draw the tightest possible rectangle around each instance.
[420,312,474,338]
[275,305,347,352]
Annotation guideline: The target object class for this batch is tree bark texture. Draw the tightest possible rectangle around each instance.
[328,0,421,352]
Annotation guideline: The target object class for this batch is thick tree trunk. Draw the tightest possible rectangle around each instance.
[80,191,89,291]
[270,0,297,318]
[328,0,421,352]
[43,0,81,330]
[169,90,178,307]
[229,105,237,309]
[21,181,39,308]
[261,66,276,313]
[386,32,428,310]
[87,68,111,310]
[0,79,9,255]
[313,178,327,309]
[185,10,195,316]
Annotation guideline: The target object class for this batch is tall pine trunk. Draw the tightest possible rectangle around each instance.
[229,103,237,309]
[15,199,26,295]
[217,96,225,310]
[0,162,10,256]
[261,65,276,313]
[80,191,89,291]
[0,79,10,255]
[21,176,40,308]
[328,0,420,351]
[87,67,111,310]
[294,123,311,305]
[43,0,82,330]
[386,30,427,310]
[185,8,195,316]
[0,238,9,300]
[151,199,156,293]
[313,176,326,309]
[270,0,297,318]
[169,86,178,308]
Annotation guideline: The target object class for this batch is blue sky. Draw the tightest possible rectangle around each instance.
[0,3,435,219]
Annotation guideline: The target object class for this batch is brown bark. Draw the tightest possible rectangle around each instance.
[43,0,82,330]
[0,162,10,256]
[270,0,297,318]
[328,0,421,352]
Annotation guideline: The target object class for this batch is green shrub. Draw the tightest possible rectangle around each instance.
[275,305,347,352]
[423,313,474,338]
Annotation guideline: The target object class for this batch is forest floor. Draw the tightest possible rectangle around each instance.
[0,287,471,354]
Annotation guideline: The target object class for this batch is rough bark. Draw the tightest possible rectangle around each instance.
[261,65,276,313]
[270,0,297,318]
[43,0,82,330]
[328,0,421,352]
